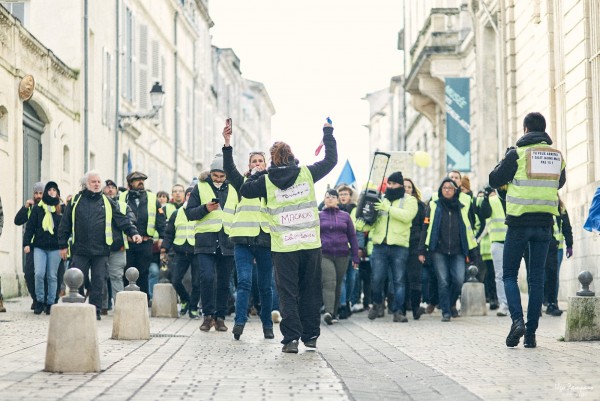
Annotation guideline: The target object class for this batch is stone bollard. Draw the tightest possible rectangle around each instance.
[151,283,178,318]
[45,268,100,373]
[565,271,600,341]
[112,267,150,340]
[460,265,487,316]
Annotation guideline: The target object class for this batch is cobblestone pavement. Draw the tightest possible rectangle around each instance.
[0,296,599,401]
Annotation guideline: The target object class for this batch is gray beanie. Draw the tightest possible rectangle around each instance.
[210,153,224,172]
[33,181,45,193]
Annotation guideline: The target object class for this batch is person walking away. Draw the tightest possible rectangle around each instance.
[161,187,201,318]
[357,171,417,323]
[319,189,359,325]
[119,172,166,302]
[240,121,337,353]
[489,112,566,348]
[418,178,478,322]
[546,199,573,315]
[186,154,238,333]
[336,184,359,319]
[23,182,63,315]
[59,171,141,320]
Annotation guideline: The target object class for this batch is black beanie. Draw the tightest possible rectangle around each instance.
[387,171,404,185]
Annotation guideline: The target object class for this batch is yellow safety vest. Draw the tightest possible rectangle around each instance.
[117,200,129,250]
[71,193,113,246]
[506,143,564,217]
[193,182,238,235]
[173,208,195,246]
[264,166,320,252]
[488,195,507,243]
[120,190,159,236]
[164,203,176,220]
[370,196,417,247]
[425,199,477,250]
[230,178,270,238]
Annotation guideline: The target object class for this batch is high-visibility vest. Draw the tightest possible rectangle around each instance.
[230,178,270,238]
[479,230,492,261]
[553,216,564,249]
[173,208,195,246]
[264,166,320,252]
[119,190,159,236]
[117,200,129,250]
[164,203,176,220]
[506,143,564,217]
[488,195,507,243]
[193,182,238,235]
[426,199,477,250]
[370,196,417,247]
[71,193,113,246]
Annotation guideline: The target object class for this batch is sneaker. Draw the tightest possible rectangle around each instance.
[413,307,425,320]
[393,311,408,322]
[271,310,281,323]
[180,302,189,316]
[426,304,436,314]
[282,340,299,353]
[34,302,44,315]
[31,300,37,310]
[199,316,214,332]
[441,314,451,322]
[451,306,460,318]
[232,324,244,340]
[304,338,317,349]
[524,333,537,348]
[189,309,200,319]
[100,308,108,316]
[506,319,525,347]
[351,304,364,313]
[497,304,509,317]
[338,306,348,320]
[215,317,228,332]
[331,317,339,324]
[45,304,52,315]
[489,301,499,310]
[545,304,563,316]
[263,327,275,339]
[367,304,379,320]
[323,312,333,325]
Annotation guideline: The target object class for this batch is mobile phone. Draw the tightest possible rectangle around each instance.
[226,118,232,126]
[211,198,219,204]
[326,117,332,124]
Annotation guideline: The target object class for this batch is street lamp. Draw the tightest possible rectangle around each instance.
[118,81,165,128]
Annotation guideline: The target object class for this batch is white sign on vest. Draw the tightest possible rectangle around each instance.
[283,229,318,246]
[528,150,562,177]
[275,182,310,202]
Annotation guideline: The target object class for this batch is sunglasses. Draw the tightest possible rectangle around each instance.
[249,151,265,157]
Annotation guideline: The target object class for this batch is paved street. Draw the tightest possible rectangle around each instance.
[0,296,599,401]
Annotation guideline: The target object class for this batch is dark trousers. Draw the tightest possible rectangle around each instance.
[544,242,559,305]
[125,240,153,299]
[172,251,201,310]
[71,254,108,312]
[404,253,423,314]
[356,259,372,308]
[197,251,234,318]
[483,259,498,303]
[272,249,322,345]
[24,252,36,302]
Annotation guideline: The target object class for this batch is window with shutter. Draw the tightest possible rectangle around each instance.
[139,24,148,109]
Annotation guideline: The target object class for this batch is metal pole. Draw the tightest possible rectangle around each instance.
[114,0,120,182]
[83,0,89,171]
[173,11,179,184]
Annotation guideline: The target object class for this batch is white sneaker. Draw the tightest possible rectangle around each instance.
[271,310,281,323]
[351,304,364,313]
[497,304,509,317]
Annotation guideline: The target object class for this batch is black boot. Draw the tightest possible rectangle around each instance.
[411,290,424,320]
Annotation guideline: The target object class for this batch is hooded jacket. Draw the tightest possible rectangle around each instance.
[23,201,62,250]
[319,207,360,264]
[185,171,234,256]
[489,131,566,227]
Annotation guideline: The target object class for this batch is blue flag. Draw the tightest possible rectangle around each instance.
[335,159,356,186]
[127,149,132,175]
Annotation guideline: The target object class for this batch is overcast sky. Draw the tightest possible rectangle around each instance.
[209,1,403,193]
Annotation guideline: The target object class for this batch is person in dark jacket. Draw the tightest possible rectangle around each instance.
[222,120,275,340]
[14,181,45,309]
[418,178,478,322]
[319,189,359,325]
[336,184,358,319]
[23,181,63,315]
[403,178,427,320]
[58,171,141,320]
[161,187,201,319]
[186,154,237,333]
[119,171,166,301]
[240,122,337,353]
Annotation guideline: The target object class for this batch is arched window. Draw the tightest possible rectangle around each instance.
[0,106,7,140]
[63,145,70,173]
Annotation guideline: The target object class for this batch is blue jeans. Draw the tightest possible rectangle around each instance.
[233,244,273,328]
[148,261,159,299]
[197,252,234,318]
[503,225,552,334]
[339,261,357,306]
[431,252,465,316]
[33,248,61,305]
[370,244,409,312]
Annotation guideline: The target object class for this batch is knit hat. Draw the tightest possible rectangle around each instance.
[387,171,404,185]
[33,181,45,193]
[210,153,224,173]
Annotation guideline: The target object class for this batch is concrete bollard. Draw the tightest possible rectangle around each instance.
[112,267,150,340]
[460,265,487,316]
[565,271,600,341]
[45,268,100,373]
[151,283,178,318]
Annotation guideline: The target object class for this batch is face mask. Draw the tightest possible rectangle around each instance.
[385,186,405,201]
[213,182,223,189]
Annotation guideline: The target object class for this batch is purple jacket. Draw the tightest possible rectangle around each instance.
[319,207,360,264]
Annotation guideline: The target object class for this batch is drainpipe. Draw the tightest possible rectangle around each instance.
[192,33,197,164]
[173,11,179,184]
[83,0,89,171]
[114,0,120,181]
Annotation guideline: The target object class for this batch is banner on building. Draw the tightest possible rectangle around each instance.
[445,78,471,172]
